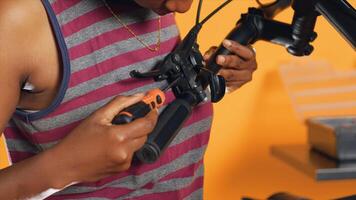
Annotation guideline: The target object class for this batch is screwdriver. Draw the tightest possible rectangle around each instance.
[111,81,177,125]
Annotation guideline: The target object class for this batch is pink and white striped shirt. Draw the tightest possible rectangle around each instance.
[4,0,213,199]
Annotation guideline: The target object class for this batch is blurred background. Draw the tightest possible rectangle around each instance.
[1,0,356,199]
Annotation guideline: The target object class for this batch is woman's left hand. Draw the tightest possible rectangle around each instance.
[204,39,258,93]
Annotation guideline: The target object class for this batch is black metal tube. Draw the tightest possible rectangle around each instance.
[259,18,294,47]
[315,0,356,49]
[287,0,319,56]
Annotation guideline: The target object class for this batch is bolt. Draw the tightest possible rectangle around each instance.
[304,45,314,56]
[173,54,181,63]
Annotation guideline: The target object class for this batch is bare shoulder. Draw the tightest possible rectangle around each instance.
[0,0,48,77]
[0,0,44,32]
[0,0,49,131]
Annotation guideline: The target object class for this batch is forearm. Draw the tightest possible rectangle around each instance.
[0,149,72,200]
[0,94,158,199]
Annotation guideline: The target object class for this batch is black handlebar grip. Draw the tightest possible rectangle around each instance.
[135,98,192,163]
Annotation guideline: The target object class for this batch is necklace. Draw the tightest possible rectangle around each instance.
[102,0,162,52]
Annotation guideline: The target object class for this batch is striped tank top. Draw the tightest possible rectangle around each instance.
[3,0,213,199]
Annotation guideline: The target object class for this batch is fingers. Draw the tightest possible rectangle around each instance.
[98,93,144,123]
[217,54,244,69]
[115,109,158,139]
[218,69,253,83]
[222,39,255,61]
[217,55,257,70]
[214,40,257,94]
[105,110,157,170]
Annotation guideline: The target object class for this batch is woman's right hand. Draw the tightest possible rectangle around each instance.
[47,93,158,188]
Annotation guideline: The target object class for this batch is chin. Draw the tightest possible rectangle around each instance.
[153,8,172,15]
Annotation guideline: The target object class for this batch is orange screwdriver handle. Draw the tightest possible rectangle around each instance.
[141,88,165,109]
[112,89,166,125]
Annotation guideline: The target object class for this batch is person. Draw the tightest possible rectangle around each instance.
[0,0,257,199]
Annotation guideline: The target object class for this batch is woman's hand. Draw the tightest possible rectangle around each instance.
[204,40,258,93]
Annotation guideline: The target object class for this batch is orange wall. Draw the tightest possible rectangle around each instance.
[0,135,8,168]
[1,1,355,199]
[175,1,356,199]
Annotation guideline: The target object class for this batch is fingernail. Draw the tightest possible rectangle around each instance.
[217,55,225,64]
[223,40,232,48]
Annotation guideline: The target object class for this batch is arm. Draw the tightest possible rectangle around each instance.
[0,1,57,197]
[0,96,158,200]
[0,1,158,199]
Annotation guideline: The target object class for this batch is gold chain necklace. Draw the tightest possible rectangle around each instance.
[102,0,161,52]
